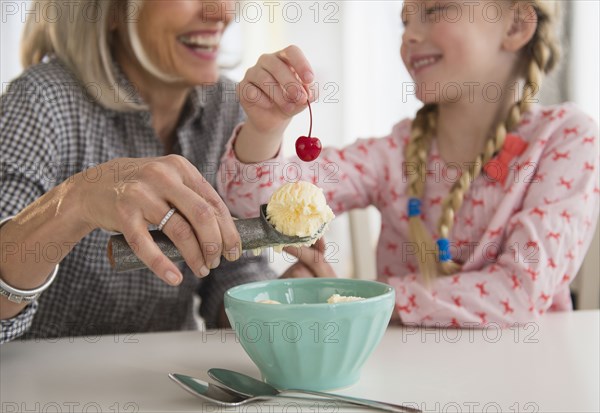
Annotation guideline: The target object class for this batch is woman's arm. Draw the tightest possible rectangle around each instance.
[0,177,91,319]
[1,80,242,332]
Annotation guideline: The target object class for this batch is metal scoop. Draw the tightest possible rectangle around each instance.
[107,204,326,272]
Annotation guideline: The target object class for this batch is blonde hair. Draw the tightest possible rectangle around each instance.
[405,1,561,282]
[21,0,145,111]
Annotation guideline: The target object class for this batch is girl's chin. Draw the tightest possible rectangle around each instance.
[415,93,441,105]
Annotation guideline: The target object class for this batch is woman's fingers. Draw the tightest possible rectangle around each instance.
[157,209,211,277]
[100,155,241,283]
[121,217,183,286]
[163,155,241,263]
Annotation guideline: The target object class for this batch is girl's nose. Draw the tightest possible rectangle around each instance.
[402,22,424,45]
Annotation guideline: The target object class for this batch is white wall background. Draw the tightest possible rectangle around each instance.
[1,1,598,298]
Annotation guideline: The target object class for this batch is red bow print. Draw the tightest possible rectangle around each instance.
[483,134,528,184]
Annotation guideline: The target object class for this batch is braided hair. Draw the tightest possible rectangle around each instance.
[405,1,561,282]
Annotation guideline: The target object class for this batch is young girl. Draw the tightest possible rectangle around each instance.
[218,0,599,326]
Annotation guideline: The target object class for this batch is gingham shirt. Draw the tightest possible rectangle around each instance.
[0,57,275,343]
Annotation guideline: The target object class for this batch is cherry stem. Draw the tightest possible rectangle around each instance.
[306,98,313,138]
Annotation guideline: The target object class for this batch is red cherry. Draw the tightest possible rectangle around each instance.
[296,136,322,162]
[295,97,322,162]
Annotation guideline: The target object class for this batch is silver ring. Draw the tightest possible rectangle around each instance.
[158,208,177,231]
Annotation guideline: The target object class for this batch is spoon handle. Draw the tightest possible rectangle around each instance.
[280,389,421,413]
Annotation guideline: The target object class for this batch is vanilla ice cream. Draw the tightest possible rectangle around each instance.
[266,181,335,240]
[327,294,365,304]
[257,299,282,304]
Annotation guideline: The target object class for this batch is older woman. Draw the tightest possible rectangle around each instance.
[0,0,332,343]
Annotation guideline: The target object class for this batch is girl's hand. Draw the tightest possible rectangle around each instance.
[238,45,315,137]
[75,155,241,285]
[279,238,337,279]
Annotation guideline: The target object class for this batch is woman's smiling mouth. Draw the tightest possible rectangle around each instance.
[178,32,221,57]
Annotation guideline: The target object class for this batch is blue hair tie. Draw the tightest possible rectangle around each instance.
[408,198,422,217]
[437,238,452,262]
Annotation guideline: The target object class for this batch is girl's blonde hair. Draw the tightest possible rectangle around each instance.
[21,0,145,111]
[405,1,561,282]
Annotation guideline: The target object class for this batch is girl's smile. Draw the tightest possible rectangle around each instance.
[408,53,443,76]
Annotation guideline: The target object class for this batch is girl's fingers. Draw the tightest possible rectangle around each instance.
[280,263,313,279]
[312,237,326,253]
[260,53,308,104]
[283,243,337,278]
[248,67,294,114]
[276,45,314,84]
[239,80,276,110]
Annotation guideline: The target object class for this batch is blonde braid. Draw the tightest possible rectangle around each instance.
[405,104,439,282]
[435,0,559,275]
[406,1,560,280]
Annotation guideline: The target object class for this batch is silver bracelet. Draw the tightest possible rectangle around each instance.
[0,216,60,304]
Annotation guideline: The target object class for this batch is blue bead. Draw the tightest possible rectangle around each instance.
[408,198,422,217]
[437,238,452,262]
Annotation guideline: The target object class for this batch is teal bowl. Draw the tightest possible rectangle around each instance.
[224,278,395,391]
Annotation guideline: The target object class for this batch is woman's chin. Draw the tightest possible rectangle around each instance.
[180,69,220,86]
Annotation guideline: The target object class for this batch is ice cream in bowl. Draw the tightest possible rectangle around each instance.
[224,278,395,391]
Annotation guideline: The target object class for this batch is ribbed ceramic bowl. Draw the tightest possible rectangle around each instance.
[224,278,395,390]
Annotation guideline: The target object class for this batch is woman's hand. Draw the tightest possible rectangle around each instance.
[76,155,241,285]
[234,45,316,163]
[279,238,337,279]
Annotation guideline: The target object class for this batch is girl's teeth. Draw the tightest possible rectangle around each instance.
[413,57,439,69]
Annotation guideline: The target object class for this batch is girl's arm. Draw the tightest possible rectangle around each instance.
[388,109,599,327]
[217,127,390,219]
[234,45,316,164]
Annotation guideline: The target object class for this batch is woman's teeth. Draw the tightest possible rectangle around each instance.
[179,34,220,50]
[413,56,441,70]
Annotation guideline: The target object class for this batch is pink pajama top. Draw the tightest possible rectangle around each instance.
[218,102,599,327]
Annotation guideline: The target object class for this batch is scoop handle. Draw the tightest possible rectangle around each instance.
[107,217,270,272]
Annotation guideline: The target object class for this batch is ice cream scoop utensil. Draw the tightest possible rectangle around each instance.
[207,368,421,413]
[108,205,326,272]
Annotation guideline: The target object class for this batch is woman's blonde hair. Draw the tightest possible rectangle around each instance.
[405,1,561,282]
[21,0,144,111]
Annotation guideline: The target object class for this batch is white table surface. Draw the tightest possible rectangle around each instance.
[1,310,598,413]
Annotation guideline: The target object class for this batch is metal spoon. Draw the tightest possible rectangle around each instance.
[168,373,340,408]
[108,204,326,272]
[207,368,421,413]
